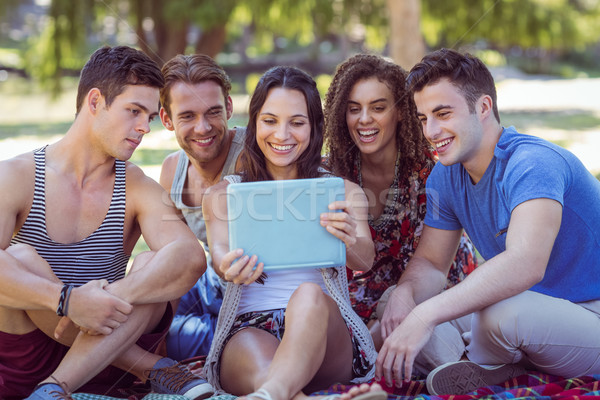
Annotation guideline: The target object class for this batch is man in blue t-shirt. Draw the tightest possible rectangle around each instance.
[375,48,600,396]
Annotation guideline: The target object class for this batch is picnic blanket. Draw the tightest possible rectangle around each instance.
[321,373,600,399]
[71,372,600,400]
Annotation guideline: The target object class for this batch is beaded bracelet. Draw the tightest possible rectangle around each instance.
[56,284,74,317]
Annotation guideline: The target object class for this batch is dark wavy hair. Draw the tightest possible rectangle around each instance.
[323,54,429,183]
[240,66,325,182]
[76,46,163,115]
[407,48,500,122]
[160,54,231,118]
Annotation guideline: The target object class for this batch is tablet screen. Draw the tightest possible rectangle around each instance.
[226,177,346,270]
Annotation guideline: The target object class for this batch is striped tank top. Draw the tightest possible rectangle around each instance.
[11,146,130,285]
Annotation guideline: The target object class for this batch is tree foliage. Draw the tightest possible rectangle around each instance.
[421,0,600,52]
[23,0,94,94]
[2,0,600,95]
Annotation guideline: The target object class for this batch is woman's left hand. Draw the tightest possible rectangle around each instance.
[320,200,357,248]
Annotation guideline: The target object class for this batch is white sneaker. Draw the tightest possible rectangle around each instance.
[426,360,526,395]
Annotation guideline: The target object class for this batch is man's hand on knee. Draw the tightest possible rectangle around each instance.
[61,279,133,336]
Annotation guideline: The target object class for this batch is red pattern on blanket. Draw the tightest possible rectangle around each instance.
[318,373,600,399]
[107,358,600,399]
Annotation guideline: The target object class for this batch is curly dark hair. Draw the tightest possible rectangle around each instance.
[240,66,324,182]
[323,54,430,183]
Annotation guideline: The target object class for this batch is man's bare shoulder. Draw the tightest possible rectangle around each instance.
[122,161,174,224]
[0,152,36,217]
[0,152,35,190]
[124,161,162,189]
[161,150,182,170]
[159,150,182,190]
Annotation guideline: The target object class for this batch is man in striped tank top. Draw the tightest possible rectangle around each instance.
[0,46,213,400]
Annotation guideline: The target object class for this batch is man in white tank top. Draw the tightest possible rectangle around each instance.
[158,54,245,360]
[0,46,213,400]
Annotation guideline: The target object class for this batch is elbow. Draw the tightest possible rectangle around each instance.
[516,256,547,288]
[529,265,546,286]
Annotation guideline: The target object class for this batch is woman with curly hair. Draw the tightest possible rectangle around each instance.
[323,54,478,361]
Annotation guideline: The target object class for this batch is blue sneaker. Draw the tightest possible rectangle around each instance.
[145,358,214,400]
[25,382,73,400]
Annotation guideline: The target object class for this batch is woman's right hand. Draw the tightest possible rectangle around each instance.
[219,248,264,285]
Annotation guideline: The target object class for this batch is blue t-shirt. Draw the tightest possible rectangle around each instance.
[424,126,600,302]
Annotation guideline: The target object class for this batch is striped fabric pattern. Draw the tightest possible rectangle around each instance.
[11,146,130,285]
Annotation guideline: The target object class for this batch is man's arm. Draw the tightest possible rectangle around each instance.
[107,164,206,304]
[376,198,562,386]
[0,155,61,311]
[380,225,463,339]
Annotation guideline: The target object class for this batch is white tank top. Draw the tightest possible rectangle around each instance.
[237,268,329,315]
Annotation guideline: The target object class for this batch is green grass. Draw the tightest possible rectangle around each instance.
[133,237,151,256]
[0,121,72,140]
[500,110,600,131]
[229,114,249,128]
[129,148,176,166]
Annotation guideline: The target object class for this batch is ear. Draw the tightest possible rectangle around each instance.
[226,95,234,120]
[87,88,103,115]
[160,107,175,131]
[478,94,494,120]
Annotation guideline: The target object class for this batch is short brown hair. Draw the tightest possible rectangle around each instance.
[160,54,232,117]
[76,46,163,115]
[407,48,500,122]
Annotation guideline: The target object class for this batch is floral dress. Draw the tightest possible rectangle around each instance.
[348,149,478,324]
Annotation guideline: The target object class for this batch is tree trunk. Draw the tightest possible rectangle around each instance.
[148,0,187,66]
[386,0,426,70]
[195,25,227,59]
[132,0,152,59]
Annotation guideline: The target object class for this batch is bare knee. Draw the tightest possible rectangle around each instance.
[287,283,328,314]
[220,328,279,394]
[129,301,169,335]
[7,243,40,265]
[6,243,56,280]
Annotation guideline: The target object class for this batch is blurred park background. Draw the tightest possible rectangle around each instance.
[1,0,600,181]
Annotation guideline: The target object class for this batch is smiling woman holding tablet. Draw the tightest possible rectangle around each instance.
[202,66,385,400]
